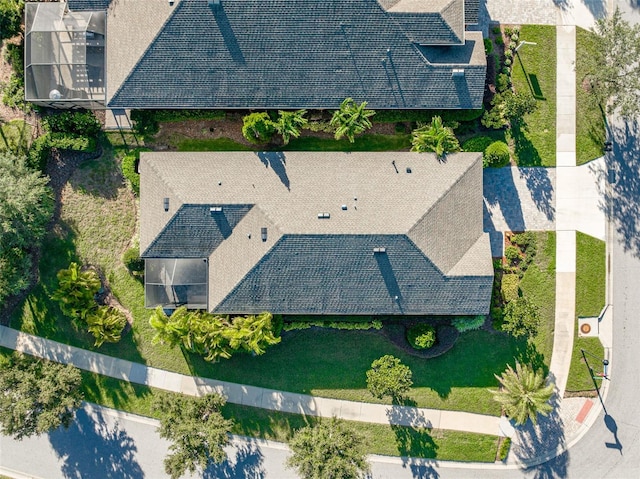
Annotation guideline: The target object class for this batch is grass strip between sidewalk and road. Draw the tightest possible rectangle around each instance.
[566,232,606,393]
[0,347,497,462]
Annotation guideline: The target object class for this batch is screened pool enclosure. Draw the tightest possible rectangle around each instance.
[145,258,208,310]
[25,2,105,108]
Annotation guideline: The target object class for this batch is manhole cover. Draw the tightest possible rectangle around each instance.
[580,323,592,334]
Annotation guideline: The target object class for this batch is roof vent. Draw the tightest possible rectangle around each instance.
[261,227,267,242]
[317,212,331,219]
[406,167,412,173]
[341,204,347,211]
[373,247,387,254]
[208,0,221,7]
[209,206,223,214]
[163,198,169,212]
[452,68,465,78]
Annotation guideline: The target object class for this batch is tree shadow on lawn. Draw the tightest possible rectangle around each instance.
[185,328,539,410]
[80,372,154,416]
[67,147,123,201]
[48,406,144,479]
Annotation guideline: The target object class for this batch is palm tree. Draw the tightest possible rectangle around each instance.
[51,262,101,320]
[410,115,460,158]
[330,98,375,143]
[274,110,308,145]
[224,312,281,355]
[148,306,190,348]
[491,362,555,426]
[86,306,127,347]
[192,313,234,362]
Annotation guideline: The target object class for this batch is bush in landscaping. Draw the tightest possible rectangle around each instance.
[496,73,510,93]
[452,315,485,333]
[1,73,27,110]
[484,38,494,55]
[510,232,537,251]
[0,0,23,40]
[406,323,437,349]
[130,110,160,137]
[42,110,101,136]
[504,245,522,265]
[483,141,510,167]
[242,112,275,144]
[123,247,144,275]
[502,296,541,338]
[121,148,150,195]
[47,133,97,152]
[462,136,495,153]
[503,91,537,124]
[501,274,520,302]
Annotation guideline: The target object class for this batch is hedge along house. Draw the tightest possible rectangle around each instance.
[140,151,493,315]
[25,0,486,110]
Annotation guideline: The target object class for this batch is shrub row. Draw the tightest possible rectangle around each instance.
[42,110,101,136]
[283,319,383,331]
[27,132,98,171]
[406,323,436,349]
[130,110,226,137]
[121,148,150,195]
[373,109,484,124]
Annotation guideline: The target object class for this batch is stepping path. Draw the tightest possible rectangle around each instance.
[0,325,503,437]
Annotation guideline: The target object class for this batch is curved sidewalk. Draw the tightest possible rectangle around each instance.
[0,325,503,437]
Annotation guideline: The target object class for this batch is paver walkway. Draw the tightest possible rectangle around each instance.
[0,325,503,437]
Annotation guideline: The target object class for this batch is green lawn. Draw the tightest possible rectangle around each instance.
[566,233,606,392]
[576,27,606,165]
[510,25,557,166]
[0,346,498,461]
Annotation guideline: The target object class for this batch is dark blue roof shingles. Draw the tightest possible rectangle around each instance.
[142,204,253,258]
[68,0,112,11]
[215,235,492,315]
[109,0,485,110]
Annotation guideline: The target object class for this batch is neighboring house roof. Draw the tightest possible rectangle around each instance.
[67,0,112,10]
[140,151,493,315]
[104,0,485,110]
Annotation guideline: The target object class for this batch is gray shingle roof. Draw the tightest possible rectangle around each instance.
[67,0,112,11]
[140,151,493,315]
[142,204,253,258]
[108,0,486,109]
[464,0,479,25]
[215,234,492,315]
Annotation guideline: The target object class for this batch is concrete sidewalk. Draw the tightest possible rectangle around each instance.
[0,325,502,437]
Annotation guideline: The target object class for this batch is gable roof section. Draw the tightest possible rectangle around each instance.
[108,0,486,109]
[140,151,493,315]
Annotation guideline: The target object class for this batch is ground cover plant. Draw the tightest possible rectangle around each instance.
[576,27,606,165]
[566,233,606,393]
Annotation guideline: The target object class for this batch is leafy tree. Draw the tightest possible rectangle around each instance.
[224,312,281,355]
[491,362,554,426]
[86,306,127,347]
[152,392,233,479]
[0,352,83,440]
[502,296,540,338]
[0,153,53,304]
[366,355,413,401]
[274,109,308,145]
[503,91,537,124]
[584,7,640,117]
[483,140,511,167]
[0,0,23,41]
[287,417,370,479]
[410,115,460,158]
[51,262,101,321]
[330,98,375,143]
[241,112,275,144]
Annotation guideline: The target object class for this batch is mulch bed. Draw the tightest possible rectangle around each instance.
[381,320,460,359]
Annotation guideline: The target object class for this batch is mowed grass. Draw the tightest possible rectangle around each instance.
[576,27,606,165]
[510,25,557,166]
[0,347,498,461]
[566,233,606,392]
[519,231,556,368]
